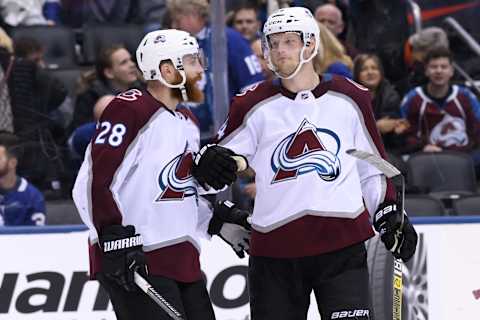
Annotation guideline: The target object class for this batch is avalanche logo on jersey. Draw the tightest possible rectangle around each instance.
[271,119,341,184]
[156,152,196,201]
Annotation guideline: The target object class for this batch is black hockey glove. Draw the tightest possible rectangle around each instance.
[192,144,246,190]
[208,200,251,258]
[373,202,418,262]
[100,225,148,291]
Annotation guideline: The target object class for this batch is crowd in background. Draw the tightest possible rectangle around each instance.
[0,0,479,225]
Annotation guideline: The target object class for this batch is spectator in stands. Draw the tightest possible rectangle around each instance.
[68,94,113,172]
[398,27,450,96]
[70,44,141,131]
[0,64,13,133]
[168,0,264,134]
[230,2,261,42]
[353,54,409,154]
[0,0,60,27]
[313,22,352,78]
[0,27,12,53]
[0,133,46,226]
[401,48,480,162]
[12,37,69,197]
[250,38,273,81]
[314,3,357,58]
[14,36,46,67]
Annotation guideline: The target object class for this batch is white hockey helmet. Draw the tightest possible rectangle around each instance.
[136,29,200,100]
[263,7,321,79]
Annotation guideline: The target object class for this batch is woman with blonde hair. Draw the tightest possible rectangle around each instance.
[313,22,353,78]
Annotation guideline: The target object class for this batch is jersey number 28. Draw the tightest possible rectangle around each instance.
[95,122,126,147]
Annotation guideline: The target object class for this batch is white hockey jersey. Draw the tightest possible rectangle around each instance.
[218,75,397,257]
[72,89,211,282]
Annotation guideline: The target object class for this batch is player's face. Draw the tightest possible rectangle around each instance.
[106,48,139,86]
[358,58,382,90]
[233,9,259,41]
[425,57,453,87]
[268,32,303,77]
[171,53,204,103]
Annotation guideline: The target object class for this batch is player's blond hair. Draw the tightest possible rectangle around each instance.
[313,22,352,74]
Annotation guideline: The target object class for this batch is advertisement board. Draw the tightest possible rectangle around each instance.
[1,218,480,319]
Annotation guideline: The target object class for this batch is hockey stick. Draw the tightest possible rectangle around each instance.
[346,149,404,320]
[134,271,184,320]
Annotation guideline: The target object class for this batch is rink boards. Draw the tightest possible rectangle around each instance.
[0,216,479,320]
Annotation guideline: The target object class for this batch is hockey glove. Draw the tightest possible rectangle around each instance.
[100,225,148,291]
[192,144,246,190]
[373,202,418,262]
[208,200,251,258]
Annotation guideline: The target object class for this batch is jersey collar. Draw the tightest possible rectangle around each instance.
[275,75,329,100]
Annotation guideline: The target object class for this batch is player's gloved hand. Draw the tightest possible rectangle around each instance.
[100,225,148,291]
[208,200,251,258]
[192,144,246,190]
[373,202,418,262]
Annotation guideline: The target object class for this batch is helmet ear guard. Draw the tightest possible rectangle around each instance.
[262,7,321,79]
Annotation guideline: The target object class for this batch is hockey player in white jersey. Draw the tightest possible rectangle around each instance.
[72,29,251,320]
[192,7,418,320]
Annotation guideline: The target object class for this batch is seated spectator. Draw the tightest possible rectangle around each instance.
[168,0,264,134]
[313,22,353,78]
[353,53,409,154]
[70,44,141,131]
[229,2,261,42]
[401,48,480,162]
[314,3,358,58]
[398,27,450,95]
[0,27,13,53]
[250,38,273,81]
[0,63,13,133]
[0,0,60,27]
[12,36,69,197]
[68,94,113,172]
[0,133,46,226]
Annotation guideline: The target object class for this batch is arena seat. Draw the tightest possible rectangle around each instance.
[405,194,447,217]
[452,195,480,216]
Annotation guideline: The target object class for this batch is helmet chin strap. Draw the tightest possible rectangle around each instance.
[158,69,189,101]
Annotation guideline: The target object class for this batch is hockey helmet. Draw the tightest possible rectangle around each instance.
[263,7,321,79]
[136,29,200,100]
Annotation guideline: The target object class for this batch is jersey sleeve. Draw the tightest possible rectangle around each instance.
[89,99,140,235]
[346,79,397,206]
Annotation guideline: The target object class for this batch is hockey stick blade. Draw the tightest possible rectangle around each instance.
[134,271,184,320]
[346,149,401,178]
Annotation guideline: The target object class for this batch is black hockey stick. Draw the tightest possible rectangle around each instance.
[346,149,404,320]
[134,271,184,320]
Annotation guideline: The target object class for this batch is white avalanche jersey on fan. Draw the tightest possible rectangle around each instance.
[72,89,212,280]
[217,75,397,257]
